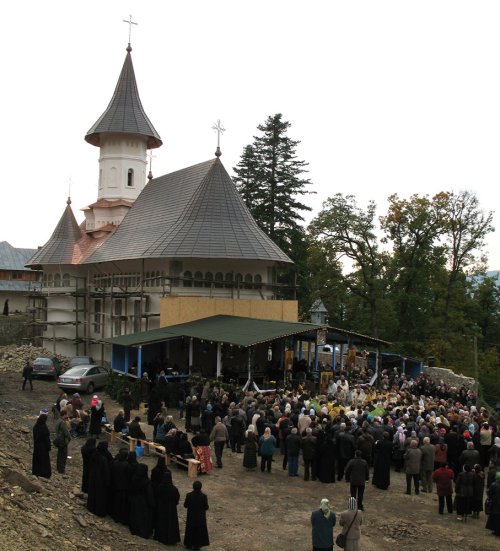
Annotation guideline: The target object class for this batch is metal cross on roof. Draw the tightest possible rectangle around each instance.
[212,119,226,157]
[147,150,157,181]
[123,15,138,46]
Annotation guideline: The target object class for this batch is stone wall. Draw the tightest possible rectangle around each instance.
[424,365,476,390]
[0,315,32,346]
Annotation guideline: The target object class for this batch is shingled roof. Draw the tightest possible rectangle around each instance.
[85,157,292,264]
[26,200,83,267]
[85,46,162,149]
[0,242,36,270]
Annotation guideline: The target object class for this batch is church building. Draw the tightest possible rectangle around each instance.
[26,40,296,365]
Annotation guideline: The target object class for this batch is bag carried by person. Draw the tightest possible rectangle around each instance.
[336,510,358,548]
[52,434,65,448]
[485,498,492,515]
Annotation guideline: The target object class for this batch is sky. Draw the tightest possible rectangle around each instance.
[1,1,499,269]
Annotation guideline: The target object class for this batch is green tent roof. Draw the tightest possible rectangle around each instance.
[105,315,324,348]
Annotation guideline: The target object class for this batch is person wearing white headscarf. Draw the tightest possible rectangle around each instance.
[310,498,336,551]
[339,496,363,551]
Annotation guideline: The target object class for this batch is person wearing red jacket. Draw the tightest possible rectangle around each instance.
[432,462,455,514]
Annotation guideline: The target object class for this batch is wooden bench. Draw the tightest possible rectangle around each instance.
[104,426,200,478]
[164,453,200,479]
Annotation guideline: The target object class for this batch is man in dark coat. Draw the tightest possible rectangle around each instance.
[286,427,301,477]
[128,416,146,440]
[22,360,33,391]
[121,387,133,422]
[154,471,180,545]
[184,480,209,550]
[113,410,127,433]
[337,424,356,481]
[32,412,51,478]
[229,410,245,453]
[345,450,370,510]
[302,427,318,481]
[54,410,71,474]
[87,441,111,517]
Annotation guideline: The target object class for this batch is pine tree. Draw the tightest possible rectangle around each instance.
[233,113,313,256]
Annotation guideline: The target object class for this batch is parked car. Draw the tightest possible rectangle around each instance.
[32,356,63,379]
[57,365,109,394]
[68,356,95,368]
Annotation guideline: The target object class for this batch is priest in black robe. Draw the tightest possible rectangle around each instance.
[372,431,393,490]
[184,480,209,550]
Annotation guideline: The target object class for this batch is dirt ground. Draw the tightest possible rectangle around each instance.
[0,370,498,551]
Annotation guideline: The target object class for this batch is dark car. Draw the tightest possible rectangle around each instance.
[32,356,63,379]
[57,364,109,394]
[68,356,95,368]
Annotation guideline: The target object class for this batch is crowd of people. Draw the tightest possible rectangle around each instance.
[30,366,500,549]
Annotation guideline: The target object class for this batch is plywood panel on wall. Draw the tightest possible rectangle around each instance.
[160,297,298,327]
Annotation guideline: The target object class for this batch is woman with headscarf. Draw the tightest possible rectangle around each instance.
[184,480,209,550]
[192,429,213,474]
[392,426,406,472]
[486,470,500,536]
[310,498,336,551]
[243,424,258,470]
[89,398,105,439]
[259,427,277,473]
[154,471,180,545]
[32,411,51,479]
[471,464,485,518]
[338,497,363,551]
[81,438,96,493]
[129,464,155,539]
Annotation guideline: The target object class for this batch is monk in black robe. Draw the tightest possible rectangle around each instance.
[151,456,169,494]
[87,441,111,516]
[81,438,96,493]
[184,480,209,550]
[154,471,180,545]
[111,448,130,524]
[372,431,393,490]
[32,413,51,479]
[129,464,155,539]
[317,434,336,483]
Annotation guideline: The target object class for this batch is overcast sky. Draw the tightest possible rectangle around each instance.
[1,1,499,269]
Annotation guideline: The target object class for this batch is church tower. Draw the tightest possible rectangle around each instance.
[83,41,162,232]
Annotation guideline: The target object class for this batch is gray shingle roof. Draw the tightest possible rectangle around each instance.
[85,158,292,264]
[85,46,162,149]
[0,242,37,270]
[26,201,82,267]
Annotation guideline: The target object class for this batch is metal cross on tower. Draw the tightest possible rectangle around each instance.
[123,15,138,46]
[212,119,226,157]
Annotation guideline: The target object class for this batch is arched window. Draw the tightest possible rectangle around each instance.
[62,273,70,287]
[244,273,253,289]
[47,274,53,287]
[145,272,150,288]
[194,271,203,288]
[54,273,61,287]
[204,272,213,288]
[254,274,262,289]
[127,168,134,187]
[183,271,193,287]
[224,272,233,289]
[235,273,243,287]
[43,274,47,286]
[214,272,223,288]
